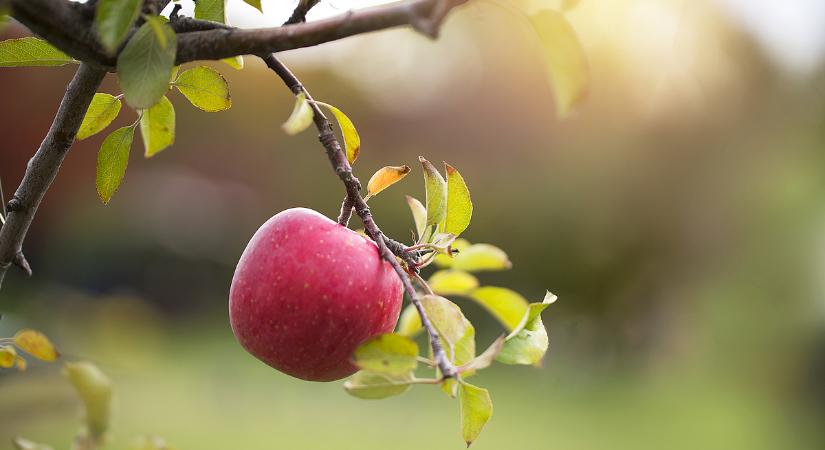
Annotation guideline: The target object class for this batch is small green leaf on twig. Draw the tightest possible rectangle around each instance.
[116,18,177,108]
[406,196,428,241]
[77,93,122,141]
[460,382,493,447]
[140,96,176,157]
[444,163,473,237]
[420,156,447,227]
[174,66,232,112]
[316,102,361,164]
[96,126,135,204]
[94,0,142,54]
[0,37,75,67]
[469,287,529,331]
[344,371,413,399]
[282,92,314,135]
[497,291,556,366]
[428,270,479,296]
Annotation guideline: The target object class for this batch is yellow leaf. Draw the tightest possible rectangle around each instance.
[469,287,529,331]
[444,163,473,237]
[428,270,479,296]
[77,93,122,141]
[530,9,589,117]
[222,55,244,70]
[14,329,59,361]
[419,156,447,227]
[366,165,411,199]
[450,243,512,272]
[396,304,422,337]
[139,95,176,157]
[0,345,17,368]
[282,92,314,135]
[15,356,27,371]
[175,66,232,112]
[317,102,361,164]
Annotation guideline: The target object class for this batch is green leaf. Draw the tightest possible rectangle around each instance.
[352,333,418,375]
[116,18,177,109]
[94,0,142,53]
[459,382,493,447]
[366,165,411,199]
[460,335,505,373]
[530,9,589,117]
[421,295,466,347]
[96,126,134,204]
[317,102,361,164]
[140,96,175,157]
[0,37,74,67]
[396,304,422,337]
[242,0,264,12]
[282,92,314,135]
[63,362,113,439]
[406,195,427,241]
[343,371,412,400]
[448,243,512,272]
[222,55,244,70]
[13,329,59,361]
[469,287,529,331]
[194,0,225,23]
[428,270,479,296]
[174,66,232,112]
[444,163,473,237]
[77,93,122,141]
[497,291,556,366]
[12,438,54,450]
[419,156,447,227]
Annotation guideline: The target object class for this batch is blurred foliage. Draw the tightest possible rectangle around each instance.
[2,0,825,448]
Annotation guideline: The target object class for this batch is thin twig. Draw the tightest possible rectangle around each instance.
[260,54,458,379]
[0,64,106,290]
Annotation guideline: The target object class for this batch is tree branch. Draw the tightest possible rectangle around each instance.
[260,54,458,379]
[284,0,322,25]
[0,64,107,289]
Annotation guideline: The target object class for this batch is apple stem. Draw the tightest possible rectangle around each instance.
[262,53,459,380]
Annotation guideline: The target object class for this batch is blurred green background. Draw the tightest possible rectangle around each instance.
[3,0,825,448]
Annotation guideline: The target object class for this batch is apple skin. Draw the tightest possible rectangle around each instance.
[229,208,403,382]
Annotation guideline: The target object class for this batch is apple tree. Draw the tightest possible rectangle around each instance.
[0,0,588,446]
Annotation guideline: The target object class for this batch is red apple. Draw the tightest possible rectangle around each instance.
[229,208,404,381]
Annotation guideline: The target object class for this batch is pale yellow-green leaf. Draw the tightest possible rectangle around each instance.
[96,126,134,204]
[530,9,589,117]
[140,96,175,157]
[175,66,232,112]
[396,304,422,337]
[419,156,447,227]
[242,0,264,12]
[430,233,458,252]
[222,55,244,70]
[366,165,410,199]
[450,243,512,272]
[78,93,122,141]
[12,438,54,450]
[428,270,479,296]
[63,362,113,439]
[444,163,473,237]
[282,92,314,135]
[469,287,529,331]
[460,335,505,373]
[94,0,142,53]
[497,291,555,366]
[343,371,412,400]
[460,382,493,447]
[0,345,16,368]
[317,102,361,164]
[406,195,427,241]
[116,19,177,108]
[13,329,59,361]
[441,318,476,398]
[353,333,418,375]
[421,294,466,347]
[0,37,74,67]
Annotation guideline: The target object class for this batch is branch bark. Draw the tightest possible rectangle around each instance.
[261,54,458,379]
[0,64,107,289]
